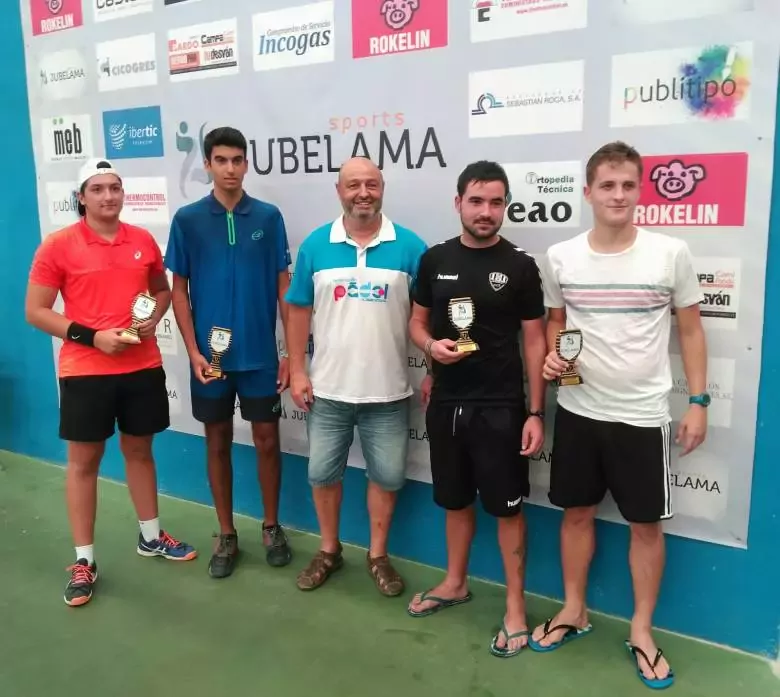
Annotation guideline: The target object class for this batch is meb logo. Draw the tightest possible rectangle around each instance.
[489,272,508,291]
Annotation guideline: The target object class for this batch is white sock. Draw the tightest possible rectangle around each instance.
[75,545,94,565]
[139,518,161,543]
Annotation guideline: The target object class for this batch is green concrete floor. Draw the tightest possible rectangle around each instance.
[1,451,777,697]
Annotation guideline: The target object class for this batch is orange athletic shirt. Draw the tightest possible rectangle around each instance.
[29,220,165,378]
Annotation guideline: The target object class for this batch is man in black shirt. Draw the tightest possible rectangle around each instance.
[406,161,547,658]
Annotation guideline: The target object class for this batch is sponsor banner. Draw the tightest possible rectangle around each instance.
[352,0,448,59]
[93,0,153,22]
[154,265,179,356]
[96,34,158,92]
[31,0,83,36]
[253,2,335,72]
[610,42,753,128]
[168,19,240,82]
[45,182,79,227]
[670,451,728,524]
[121,177,170,225]
[691,257,741,330]
[612,0,754,25]
[165,368,182,416]
[670,355,735,429]
[469,60,585,138]
[103,106,164,160]
[635,152,748,228]
[41,114,93,164]
[471,0,588,43]
[502,161,582,228]
[38,49,87,101]
[165,0,201,4]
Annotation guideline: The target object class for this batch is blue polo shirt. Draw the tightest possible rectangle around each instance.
[285,214,427,403]
[164,191,291,373]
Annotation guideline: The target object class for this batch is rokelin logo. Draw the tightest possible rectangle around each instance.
[381,0,418,31]
[649,160,705,201]
[176,120,213,198]
[624,45,750,119]
[48,0,63,13]
[471,93,504,115]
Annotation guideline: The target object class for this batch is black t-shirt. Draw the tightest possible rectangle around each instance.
[414,236,545,406]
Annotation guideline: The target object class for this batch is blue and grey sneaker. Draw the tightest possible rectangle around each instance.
[137,530,198,561]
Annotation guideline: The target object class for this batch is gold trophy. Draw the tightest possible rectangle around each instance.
[205,327,232,379]
[448,297,479,353]
[555,329,583,386]
[120,293,157,342]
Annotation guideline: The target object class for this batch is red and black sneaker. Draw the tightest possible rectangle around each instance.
[64,558,98,607]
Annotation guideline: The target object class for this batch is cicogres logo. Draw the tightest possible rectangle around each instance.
[103,106,164,159]
[333,279,390,303]
[175,120,213,197]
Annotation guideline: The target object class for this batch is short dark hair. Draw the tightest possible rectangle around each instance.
[457,160,510,199]
[586,141,643,186]
[203,127,247,161]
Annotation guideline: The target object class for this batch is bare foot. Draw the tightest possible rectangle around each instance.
[407,578,469,614]
[493,610,529,653]
[531,607,590,648]
[629,630,671,681]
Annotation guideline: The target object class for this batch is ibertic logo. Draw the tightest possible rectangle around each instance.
[103,106,164,160]
[333,279,390,303]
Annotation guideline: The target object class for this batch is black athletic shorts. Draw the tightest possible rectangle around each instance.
[549,406,673,524]
[426,402,529,518]
[190,369,281,424]
[58,366,170,442]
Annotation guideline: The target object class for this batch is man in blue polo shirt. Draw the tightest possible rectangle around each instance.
[165,126,293,579]
[285,156,427,596]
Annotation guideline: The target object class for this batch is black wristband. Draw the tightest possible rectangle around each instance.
[66,322,97,347]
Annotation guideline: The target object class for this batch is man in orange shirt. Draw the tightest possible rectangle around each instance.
[26,159,197,608]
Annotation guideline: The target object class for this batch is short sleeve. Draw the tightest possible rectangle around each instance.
[516,256,546,321]
[164,216,189,278]
[539,251,565,309]
[148,234,164,274]
[412,248,434,308]
[408,235,429,295]
[672,242,704,308]
[285,242,315,307]
[272,209,292,274]
[29,236,64,290]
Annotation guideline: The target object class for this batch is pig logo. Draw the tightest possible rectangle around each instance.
[47,0,63,12]
[381,0,419,31]
[649,159,706,202]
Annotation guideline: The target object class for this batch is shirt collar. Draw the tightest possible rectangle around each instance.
[329,213,396,247]
[208,190,253,216]
[79,219,129,245]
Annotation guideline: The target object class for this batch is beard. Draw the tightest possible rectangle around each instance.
[462,215,501,240]
[346,197,382,219]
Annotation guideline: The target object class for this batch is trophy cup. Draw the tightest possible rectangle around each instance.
[448,297,479,353]
[555,329,583,386]
[120,293,158,342]
[205,327,232,379]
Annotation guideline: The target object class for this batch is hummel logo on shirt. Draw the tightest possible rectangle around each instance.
[437,273,458,280]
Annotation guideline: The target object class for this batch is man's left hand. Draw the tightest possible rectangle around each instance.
[136,312,162,339]
[676,405,707,456]
[520,415,544,457]
[277,357,290,393]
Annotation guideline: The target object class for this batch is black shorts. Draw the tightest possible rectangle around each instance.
[549,406,673,524]
[190,369,281,424]
[58,366,170,443]
[426,402,529,518]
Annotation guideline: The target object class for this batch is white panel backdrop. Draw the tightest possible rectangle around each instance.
[20,0,780,548]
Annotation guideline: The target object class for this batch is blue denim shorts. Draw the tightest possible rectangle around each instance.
[306,396,410,492]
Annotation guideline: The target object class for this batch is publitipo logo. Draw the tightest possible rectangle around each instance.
[634,153,748,227]
[102,106,164,160]
[175,120,213,197]
[353,0,448,59]
[610,42,752,127]
[45,182,80,226]
[31,0,83,36]
[253,2,335,72]
[42,115,93,163]
[470,0,587,43]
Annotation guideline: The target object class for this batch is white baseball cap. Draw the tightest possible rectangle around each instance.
[78,158,121,189]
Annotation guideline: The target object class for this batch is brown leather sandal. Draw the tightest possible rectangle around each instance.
[367,553,405,597]
[296,547,343,590]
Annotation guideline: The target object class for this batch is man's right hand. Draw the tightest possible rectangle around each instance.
[190,352,219,384]
[94,329,140,355]
[542,350,571,382]
[430,339,468,365]
[291,371,314,411]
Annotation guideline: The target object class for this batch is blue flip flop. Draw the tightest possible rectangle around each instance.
[528,618,593,652]
[489,622,530,658]
[407,589,473,618]
[625,641,675,690]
